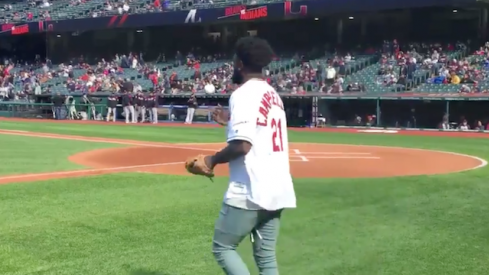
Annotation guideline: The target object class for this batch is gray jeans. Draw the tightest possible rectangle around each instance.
[213,203,283,275]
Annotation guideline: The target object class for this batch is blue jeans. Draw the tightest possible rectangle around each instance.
[54,106,63,120]
[212,203,283,275]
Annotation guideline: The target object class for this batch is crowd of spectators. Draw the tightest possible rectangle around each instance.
[1,40,486,101]
[1,0,51,23]
[439,114,489,131]
[420,41,489,93]
[375,41,468,90]
[0,0,257,23]
[0,50,238,100]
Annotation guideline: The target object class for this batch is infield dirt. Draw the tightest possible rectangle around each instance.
[0,119,486,184]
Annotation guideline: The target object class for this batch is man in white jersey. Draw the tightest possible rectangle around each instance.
[187,37,296,275]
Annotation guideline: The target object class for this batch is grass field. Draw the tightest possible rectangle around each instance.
[1,120,489,275]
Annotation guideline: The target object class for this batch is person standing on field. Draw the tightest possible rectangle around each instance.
[51,92,65,120]
[185,94,197,124]
[135,91,146,122]
[121,90,135,123]
[106,92,118,122]
[185,36,296,275]
[146,91,158,124]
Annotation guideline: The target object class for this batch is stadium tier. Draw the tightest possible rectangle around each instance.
[0,0,487,99]
[5,45,474,95]
[0,0,299,23]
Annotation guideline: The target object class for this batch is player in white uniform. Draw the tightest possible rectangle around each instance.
[204,37,297,275]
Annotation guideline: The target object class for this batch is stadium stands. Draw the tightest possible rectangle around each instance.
[415,47,489,94]
[0,39,480,99]
[346,48,466,94]
[0,0,291,23]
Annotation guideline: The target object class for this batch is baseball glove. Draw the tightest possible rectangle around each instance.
[185,154,214,178]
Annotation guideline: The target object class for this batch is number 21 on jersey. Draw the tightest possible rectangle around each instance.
[271,118,283,152]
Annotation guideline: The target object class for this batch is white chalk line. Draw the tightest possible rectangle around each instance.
[290,156,380,160]
[289,142,488,174]
[292,149,309,162]
[288,158,377,161]
[175,142,223,145]
[0,162,184,181]
[292,152,372,155]
[0,130,218,152]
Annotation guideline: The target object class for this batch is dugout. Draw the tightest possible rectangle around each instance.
[318,95,489,129]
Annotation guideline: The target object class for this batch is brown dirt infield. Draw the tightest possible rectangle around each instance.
[0,130,485,184]
[68,143,486,178]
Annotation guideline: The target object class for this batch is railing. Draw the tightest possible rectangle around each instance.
[3,97,483,130]
[0,102,107,120]
[0,102,228,123]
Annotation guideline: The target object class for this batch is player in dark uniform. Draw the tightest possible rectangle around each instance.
[121,90,135,123]
[106,93,118,122]
[146,92,158,124]
[135,91,146,122]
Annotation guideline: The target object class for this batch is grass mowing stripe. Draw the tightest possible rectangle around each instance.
[0,134,122,175]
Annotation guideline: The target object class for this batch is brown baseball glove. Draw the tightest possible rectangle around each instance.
[185,154,214,178]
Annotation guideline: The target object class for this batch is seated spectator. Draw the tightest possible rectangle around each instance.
[460,73,475,84]
[475,47,486,55]
[41,0,51,8]
[123,2,130,13]
[397,75,407,86]
[327,80,343,94]
[439,66,450,78]
[433,73,446,84]
[459,84,471,93]
[439,115,449,130]
[459,120,469,131]
[450,72,460,84]
[345,82,362,92]
[474,120,484,131]
[483,58,489,70]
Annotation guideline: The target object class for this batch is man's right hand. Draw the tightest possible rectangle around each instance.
[211,104,228,126]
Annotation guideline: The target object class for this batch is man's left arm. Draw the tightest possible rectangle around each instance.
[206,140,252,169]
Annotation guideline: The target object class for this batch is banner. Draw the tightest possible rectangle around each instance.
[0,0,469,34]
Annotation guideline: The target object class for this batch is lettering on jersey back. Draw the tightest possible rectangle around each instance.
[256,91,284,126]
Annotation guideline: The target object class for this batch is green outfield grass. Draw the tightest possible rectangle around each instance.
[0,134,120,175]
[0,121,489,275]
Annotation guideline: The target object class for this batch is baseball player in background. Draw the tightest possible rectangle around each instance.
[145,92,158,124]
[185,94,197,124]
[185,36,296,275]
[106,93,118,122]
[122,90,135,123]
[65,96,77,120]
[135,91,146,122]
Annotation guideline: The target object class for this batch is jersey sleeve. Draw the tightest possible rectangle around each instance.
[226,92,255,144]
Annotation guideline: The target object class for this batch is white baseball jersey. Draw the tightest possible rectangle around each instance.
[224,79,296,211]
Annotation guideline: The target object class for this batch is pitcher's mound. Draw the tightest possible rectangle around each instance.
[69,143,486,178]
